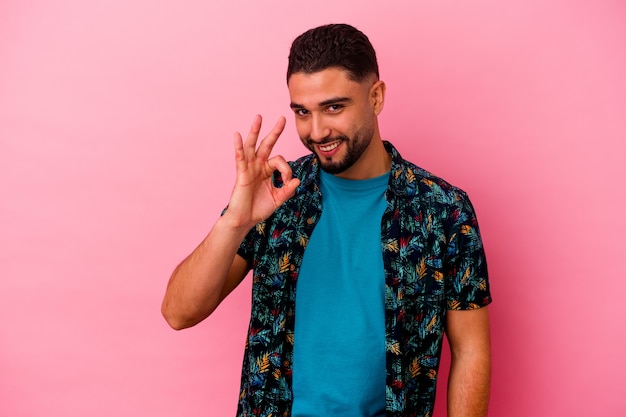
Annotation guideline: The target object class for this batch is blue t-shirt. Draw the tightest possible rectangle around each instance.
[291,169,389,417]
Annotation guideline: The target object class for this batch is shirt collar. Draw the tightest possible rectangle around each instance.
[385,141,418,198]
[295,140,415,198]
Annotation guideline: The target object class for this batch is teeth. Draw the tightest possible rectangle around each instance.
[319,142,340,152]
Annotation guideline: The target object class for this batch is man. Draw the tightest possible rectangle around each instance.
[162,23,492,417]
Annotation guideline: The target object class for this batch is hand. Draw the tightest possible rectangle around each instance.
[225,115,300,230]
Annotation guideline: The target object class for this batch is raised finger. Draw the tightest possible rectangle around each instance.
[233,131,246,172]
[256,116,286,160]
[243,114,263,160]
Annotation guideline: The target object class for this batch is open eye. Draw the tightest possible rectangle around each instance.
[294,108,309,117]
[326,104,343,113]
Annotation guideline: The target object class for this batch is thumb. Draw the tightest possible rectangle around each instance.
[275,178,301,205]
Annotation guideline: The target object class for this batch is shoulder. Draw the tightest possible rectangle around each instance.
[410,161,468,204]
[288,153,317,181]
[386,142,470,207]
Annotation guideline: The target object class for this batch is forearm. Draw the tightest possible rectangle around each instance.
[447,346,491,417]
[161,214,252,330]
[162,115,297,330]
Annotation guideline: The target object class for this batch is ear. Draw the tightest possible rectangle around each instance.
[370,80,386,115]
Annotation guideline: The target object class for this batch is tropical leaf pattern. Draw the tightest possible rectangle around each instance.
[232,142,491,417]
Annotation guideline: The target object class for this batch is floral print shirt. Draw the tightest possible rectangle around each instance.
[234,142,492,417]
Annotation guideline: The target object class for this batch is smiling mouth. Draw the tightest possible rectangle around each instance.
[318,141,341,152]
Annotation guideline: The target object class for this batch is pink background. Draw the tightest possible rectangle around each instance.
[2,1,625,416]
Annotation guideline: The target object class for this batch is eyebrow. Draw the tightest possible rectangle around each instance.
[290,96,353,110]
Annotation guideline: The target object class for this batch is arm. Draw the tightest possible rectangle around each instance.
[161,115,300,330]
[445,307,491,417]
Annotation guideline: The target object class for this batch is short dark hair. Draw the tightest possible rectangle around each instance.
[287,23,379,83]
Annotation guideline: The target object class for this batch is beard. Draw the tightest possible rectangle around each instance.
[303,123,375,175]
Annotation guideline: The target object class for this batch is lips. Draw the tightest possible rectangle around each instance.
[318,141,341,152]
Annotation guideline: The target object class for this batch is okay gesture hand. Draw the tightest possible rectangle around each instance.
[226,115,300,230]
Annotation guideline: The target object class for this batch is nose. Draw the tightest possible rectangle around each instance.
[309,114,330,142]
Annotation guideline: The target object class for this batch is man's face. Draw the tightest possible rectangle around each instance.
[287,68,382,177]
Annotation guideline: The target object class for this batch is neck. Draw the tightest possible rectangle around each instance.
[335,137,391,180]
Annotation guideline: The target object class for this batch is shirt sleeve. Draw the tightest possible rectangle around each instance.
[444,192,492,310]
[219,205,260,264]
[237,223,259,264]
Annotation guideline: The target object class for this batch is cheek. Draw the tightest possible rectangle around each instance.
[294,119,309,139]
[331,115,356,137]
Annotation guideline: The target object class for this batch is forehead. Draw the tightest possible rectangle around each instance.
[287,68,365,105]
